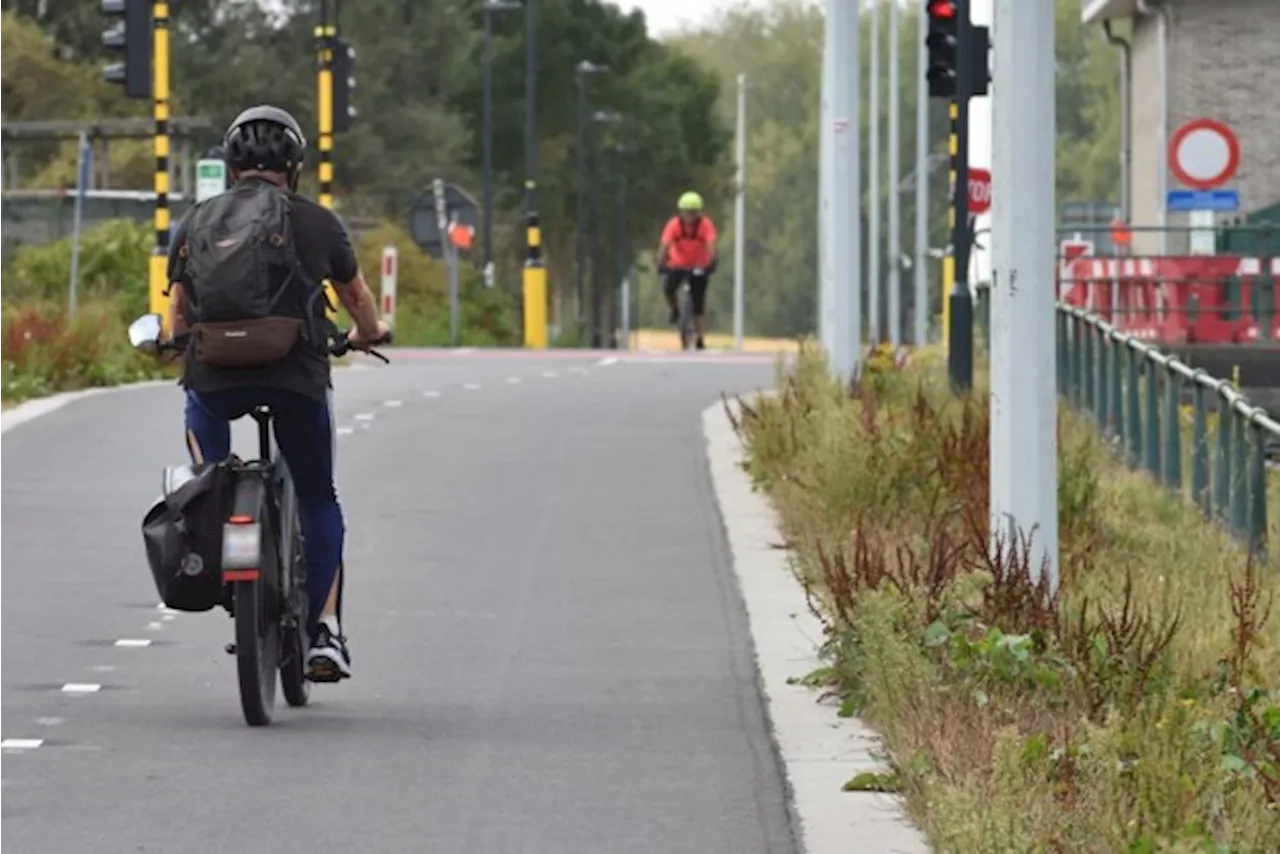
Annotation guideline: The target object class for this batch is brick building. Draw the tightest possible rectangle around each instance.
[1081,0,1280,254]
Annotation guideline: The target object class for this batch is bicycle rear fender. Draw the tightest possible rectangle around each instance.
[222,473,267,584]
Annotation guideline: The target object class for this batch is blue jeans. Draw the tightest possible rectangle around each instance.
[184,388,343,638]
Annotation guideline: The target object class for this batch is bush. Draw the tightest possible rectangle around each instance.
[1,300,174,402]
[733,343,1280,852]
[3,218,153,319]
[352,219,520,347]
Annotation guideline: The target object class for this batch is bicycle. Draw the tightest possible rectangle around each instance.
[663,266,705,351]
[129,314,391,726]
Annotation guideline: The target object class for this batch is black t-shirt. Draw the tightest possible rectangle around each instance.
[168,177,360,401]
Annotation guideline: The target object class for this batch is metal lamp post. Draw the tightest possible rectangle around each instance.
[482,0,521,287]
[574,60,608,342]
[588,109,622,348]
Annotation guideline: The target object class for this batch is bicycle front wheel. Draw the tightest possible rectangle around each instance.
[277,471,310,708]
[679,287,696,350]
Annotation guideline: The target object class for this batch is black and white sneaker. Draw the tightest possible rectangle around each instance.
[307,623,352,682]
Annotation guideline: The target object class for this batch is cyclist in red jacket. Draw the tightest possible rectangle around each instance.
[656,191,718,350]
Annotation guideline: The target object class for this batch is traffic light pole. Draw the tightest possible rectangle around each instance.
[315,0,339,320]
[315,2,336,210]
[522,0,548,349]
[149,0,171,327]
[947,0,973,391]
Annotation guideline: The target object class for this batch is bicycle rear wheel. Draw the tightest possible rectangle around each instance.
[234,577,279,726]
[227,478,279,727]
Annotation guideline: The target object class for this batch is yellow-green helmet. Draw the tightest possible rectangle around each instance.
[677,191,704,212]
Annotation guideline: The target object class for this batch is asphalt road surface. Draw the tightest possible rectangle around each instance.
[1,349,798,854]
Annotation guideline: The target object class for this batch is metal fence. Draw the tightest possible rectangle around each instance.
[1058,304,1279,559]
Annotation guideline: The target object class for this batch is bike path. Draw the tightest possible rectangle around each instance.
[1,352,795,854]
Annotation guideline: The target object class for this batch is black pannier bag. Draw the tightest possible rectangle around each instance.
[141,461,234,612]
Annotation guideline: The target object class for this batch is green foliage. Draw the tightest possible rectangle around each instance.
[4,1,729,341]
[1,299,173,402]
[733,347,1280,850]
[2,217,153,317]
[667,0,1123,338]
[351,219,520,348]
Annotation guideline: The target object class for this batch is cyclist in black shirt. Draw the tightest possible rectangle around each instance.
[166,105,389,683]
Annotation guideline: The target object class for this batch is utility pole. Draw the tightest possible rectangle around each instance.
[818,2,834,355]
[914,3,930,346]
[824,0,860,382]
[732,72,747,352]
[482,3,495,277]
[989,0,1059,592]
[522,0,546,348]
[869,0,881,344]
[887,0,901,347]
[574,60,606,343]
[482,1,521,287]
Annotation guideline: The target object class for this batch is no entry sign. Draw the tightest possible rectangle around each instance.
[968,167,992,215]
[1170,118,1239,190]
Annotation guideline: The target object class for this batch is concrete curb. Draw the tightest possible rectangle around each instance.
[0,360,379,435]
[702,398,930,854]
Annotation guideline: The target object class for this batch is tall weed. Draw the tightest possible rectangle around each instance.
[735,345,1280,851]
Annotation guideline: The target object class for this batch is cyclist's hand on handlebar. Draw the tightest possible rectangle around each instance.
[348,320,392,351]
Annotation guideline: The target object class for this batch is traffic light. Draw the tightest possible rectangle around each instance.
[101,0,151,99]
[332,39,357,133]
[970,24,991,97]
[924,0,957,99]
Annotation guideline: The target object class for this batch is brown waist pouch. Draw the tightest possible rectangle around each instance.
[191,317,304,368]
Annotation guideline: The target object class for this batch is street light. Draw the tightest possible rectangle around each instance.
[574,60,608,342]
[482,0,521,286]
[588,109,623,348]
[606,142,635,349]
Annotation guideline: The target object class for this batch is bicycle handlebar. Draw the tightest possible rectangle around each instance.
[158,325,394,364]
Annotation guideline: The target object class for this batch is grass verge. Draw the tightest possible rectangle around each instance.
[2,299,177,404]
[732,344,1280,852]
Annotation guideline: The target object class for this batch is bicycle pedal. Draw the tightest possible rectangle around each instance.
[224,643,236,655]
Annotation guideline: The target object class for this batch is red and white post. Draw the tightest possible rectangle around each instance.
[380,245,398,331]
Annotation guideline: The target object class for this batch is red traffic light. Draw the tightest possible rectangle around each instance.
[927,0,956,18]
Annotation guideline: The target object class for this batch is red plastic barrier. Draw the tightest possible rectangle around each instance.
[1057,254,1280,344]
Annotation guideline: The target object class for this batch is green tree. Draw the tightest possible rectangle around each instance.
[665,0,1122,338]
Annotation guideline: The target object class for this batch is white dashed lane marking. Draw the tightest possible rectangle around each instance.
[597,357,618,367]
[145,621,163,631]
[1,739,44,750]
[61,684,101,694]
[464,383,481,391]
[384,399,403,407]
[506,377,521,384]
[114,639,151,648]
[422,391,441,398]
[354,413,375,421]
[542,371,558,378]
[336,426,355,436]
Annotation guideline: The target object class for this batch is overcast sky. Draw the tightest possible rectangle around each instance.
[623,0,755,36]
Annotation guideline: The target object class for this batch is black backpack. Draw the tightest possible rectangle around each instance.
[176,180,325,368]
